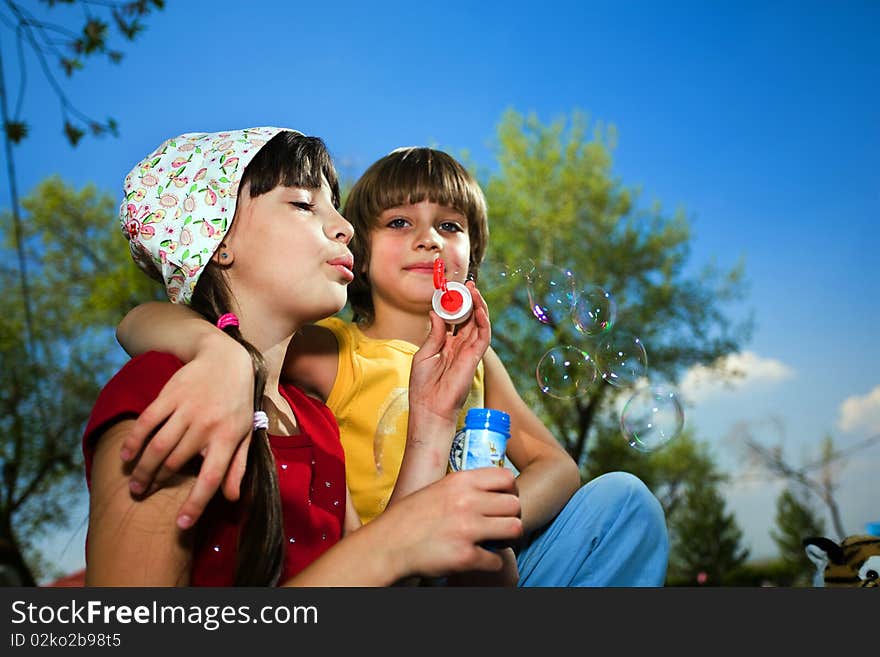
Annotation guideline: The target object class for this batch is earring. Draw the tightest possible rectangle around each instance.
[220,252,229,259]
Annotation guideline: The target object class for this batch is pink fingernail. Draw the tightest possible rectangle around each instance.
[120,448,132,461]
[129,480,144,494]
[177,515,193,530]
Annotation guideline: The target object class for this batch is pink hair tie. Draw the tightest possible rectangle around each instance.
[216,313,239,330]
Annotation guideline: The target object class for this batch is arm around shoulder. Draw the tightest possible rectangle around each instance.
[281,323,339,402]
[116,301,219,361]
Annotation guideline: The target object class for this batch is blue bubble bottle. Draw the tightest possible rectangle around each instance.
[449,408,511,471]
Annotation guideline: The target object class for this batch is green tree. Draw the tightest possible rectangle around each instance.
[2,3,164,581]
[667,477,750,585]
[1,0,164,366]
[480,110,751,467]
[736,423,880,540]
[584,426,748,585]
[0,176,162,583]
[771,487,826,586]
[584,426,718,519]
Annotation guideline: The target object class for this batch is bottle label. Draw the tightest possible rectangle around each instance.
[449,428,508,471]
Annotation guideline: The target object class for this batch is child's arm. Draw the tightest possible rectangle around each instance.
[484,346,582,536]
[391,282,491,502]
[280,323,339,401]
[87,419,195,585]
[387,284,517,587]
[115,303,341,529]
[91,423,522,586]
[284,468,522,586]
[115,302,256,527]
[342,484,362,536]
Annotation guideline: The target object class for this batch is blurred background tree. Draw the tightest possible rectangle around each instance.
[735,422,880,540]
[478,110,753,584]
[1,0,164,358]
[771,486,826,586]
[0,0,165,584]
[480,109,751,466]
[666,477,750,585]
[0,178,162,584]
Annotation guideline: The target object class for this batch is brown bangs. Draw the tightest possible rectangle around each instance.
[242,131,340,207]
[355,148,485,230]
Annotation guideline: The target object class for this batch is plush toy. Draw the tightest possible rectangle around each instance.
[803,534,880,587]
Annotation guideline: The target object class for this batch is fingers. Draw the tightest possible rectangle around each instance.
[128,412,188,495]
[453,465,517,493]
[151,423,205,489]
[468,281,489,317]
[446,468,522,538]
[175,446,229,529]
[417,310,449,361]
[466,546,506,573]
[221,432,251,502]
[473,515,524,544]
[453,283,490,356]
[121,394,174,463]
[476,489,522,519]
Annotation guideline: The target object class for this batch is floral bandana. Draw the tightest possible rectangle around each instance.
[119,126,300,304]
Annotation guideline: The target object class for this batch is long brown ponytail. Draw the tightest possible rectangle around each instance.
[189,265,283,585]
[187,132,341,586]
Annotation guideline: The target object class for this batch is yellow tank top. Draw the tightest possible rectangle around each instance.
[317,317,485,524]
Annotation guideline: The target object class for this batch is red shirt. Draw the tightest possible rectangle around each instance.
[82,351,346,585]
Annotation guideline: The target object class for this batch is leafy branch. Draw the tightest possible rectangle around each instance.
[1,0,163,145]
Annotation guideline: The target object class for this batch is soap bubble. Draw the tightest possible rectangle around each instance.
[595,331,648,388]
[620,383,684,452]
[536,345,597,399]
[487,258,682,460]
[498,263,527,284]
[373,388,409,475]
[572,285,617,336]
[526,263,576,326]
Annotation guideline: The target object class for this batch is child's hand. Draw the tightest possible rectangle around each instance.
[409,281,490,425]
[389,467,522,579]
[447,547,520,587]
[120,342,255,529]
[446,472,522,587]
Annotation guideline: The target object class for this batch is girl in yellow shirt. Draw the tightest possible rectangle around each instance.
[117,147,669,586]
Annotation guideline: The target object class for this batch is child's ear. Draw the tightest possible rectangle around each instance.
[212,243,235,266]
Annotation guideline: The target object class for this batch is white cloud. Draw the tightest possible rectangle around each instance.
[838,385,880,434]
[680,351,795,404]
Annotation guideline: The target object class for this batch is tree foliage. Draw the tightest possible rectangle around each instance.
[480,110,751,466]
[771,487,826,586]
[0,176,162,582]
[667,476,750,585]
[1,0,166,400]
[475,110,756,582]
[1,0,165,146]
[734,422,865,540]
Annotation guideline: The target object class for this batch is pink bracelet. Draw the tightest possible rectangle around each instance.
[216,313,239,330]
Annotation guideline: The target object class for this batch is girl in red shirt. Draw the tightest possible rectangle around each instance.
[85,127,521,586]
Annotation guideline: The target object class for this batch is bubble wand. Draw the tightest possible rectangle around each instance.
[431,256,473,324]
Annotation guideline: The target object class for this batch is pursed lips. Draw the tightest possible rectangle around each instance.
[327,253,354,281]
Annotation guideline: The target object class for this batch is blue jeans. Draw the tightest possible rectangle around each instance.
[516,472,669,587]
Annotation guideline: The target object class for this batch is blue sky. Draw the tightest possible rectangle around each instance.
[2,0,877,577]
